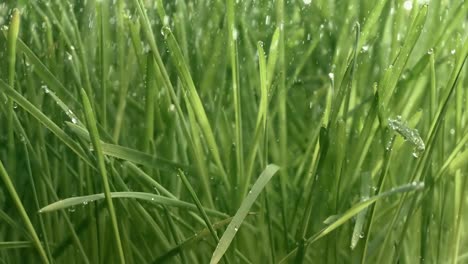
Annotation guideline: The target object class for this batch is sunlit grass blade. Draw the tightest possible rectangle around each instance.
[210,164,280,264]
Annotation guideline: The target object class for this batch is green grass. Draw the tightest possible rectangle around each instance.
[0,0,467,263]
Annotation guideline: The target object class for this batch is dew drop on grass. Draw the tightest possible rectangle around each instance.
[161,26,171,38]
[303,0,312,5]
[265,15,271,25]
[403,0,413,11]
[388,116,425,158]
[232,27,239,40]
[41,85,50,94]
[361,45,369,53]
[163,15,170,25]
[168,104,176,112]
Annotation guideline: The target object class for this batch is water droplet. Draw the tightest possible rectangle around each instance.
[42,85,50,94]
[359,232,365,238]
[68,206,76,213]
[265,15,271,25]
[232,27,238,40]
[234,226,238,232]
[161,26,171,38]
[361,45,369,52]
[168,104,176,112]
[303,0,312,5]
[427,48,433,55]
[403,1,413,10]
[328,72,334,81]
[451,49,456,55]
[66,52,73,61]
[449,128,455,135]
[163,15,170,25]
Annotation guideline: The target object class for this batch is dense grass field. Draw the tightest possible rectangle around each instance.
[0,0,467,263]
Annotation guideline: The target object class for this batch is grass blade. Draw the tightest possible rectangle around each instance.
[80,88,125,263]
[38,192,227,218]
[0,80,92,167]
[0,161,49,263]
[279,181,425,263]
[210,164,280,264]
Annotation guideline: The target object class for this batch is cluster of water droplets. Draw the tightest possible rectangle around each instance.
[387,115,425,158]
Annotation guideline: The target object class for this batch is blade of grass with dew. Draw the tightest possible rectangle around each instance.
[80,88,125,263]
[161,26,229,187]
[0,80,92,167]
[380,4,428,114]
[178,169,220,245]
[6,8,20,173]
[243,40,269,200]
[275,0,291,253]
[13,38,78,105]
[357,0,389,52]
[210,164,280,264]
[132,0,194,150]
[66,121,195,173]
[279,181,425,263]
[22,143,53,260]
[185,97,215,207]
[226,0,244,205]
[350,171,371,250]
[38,192,227,218]
[143,54,156,153]
[377,40,468,263]
[0,161,49,263]
[97,0,110,129]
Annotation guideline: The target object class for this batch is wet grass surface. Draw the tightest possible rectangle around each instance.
[0,1,467,263]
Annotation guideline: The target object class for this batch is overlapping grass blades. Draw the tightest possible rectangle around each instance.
[0,0,466,263]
